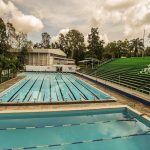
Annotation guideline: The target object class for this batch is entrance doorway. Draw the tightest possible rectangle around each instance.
[56,67,63,72]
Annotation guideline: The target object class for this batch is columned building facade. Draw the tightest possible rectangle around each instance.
[26,49,76,72]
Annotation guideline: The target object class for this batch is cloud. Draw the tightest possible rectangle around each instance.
[51,28,70,43]
[0,0,43,33]
[59,28,70,35]
[10,14,43,33]
[3,0,150,43]
[100,34,109,44]
[104,0,138,10]
[123,0,150,38]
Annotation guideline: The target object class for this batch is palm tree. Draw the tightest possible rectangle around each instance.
[129,38,144,57]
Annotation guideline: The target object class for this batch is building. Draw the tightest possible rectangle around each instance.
[25,49,76,72]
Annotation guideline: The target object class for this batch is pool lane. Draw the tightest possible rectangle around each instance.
[2,78,30,102]
[0,72,114,102]
[55,75,65,101]
[69,74,105,100]
[50,74,60,102]
[65,75,96,100]
[55,75,73,101]
[61,75,86,100]
[22,75,43,102]
[41,74,51,102]
[8,76,35,102]
[67,75,97,100]
[52,74,64,102]
[59,75,77,100]
[71,74,113,100]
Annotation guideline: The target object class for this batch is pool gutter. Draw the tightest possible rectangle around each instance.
[0,104,149,123]
[0,99,115,106]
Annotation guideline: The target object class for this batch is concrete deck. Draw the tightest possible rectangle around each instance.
[0,76,25,93]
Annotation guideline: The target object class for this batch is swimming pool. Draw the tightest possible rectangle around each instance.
[0,72,115,103]
[0,107,149,150]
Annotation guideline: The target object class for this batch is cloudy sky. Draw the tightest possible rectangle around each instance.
[0,0,150,45]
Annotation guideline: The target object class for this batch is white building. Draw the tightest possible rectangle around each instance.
[26,49,76,72]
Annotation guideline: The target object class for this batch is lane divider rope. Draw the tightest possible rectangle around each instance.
[4,131,150,150]
[0,119,138,131]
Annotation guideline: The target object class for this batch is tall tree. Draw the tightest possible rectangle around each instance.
[87,28,104,60]
[7,22,17,49]
[26,40,33,50]
[129,38,144,57]
[104,41,117,58]
[65,29,85,64]
[104,39,129,58]
[51,41,60,49]
[41,32,51,48]
[59,33,69,56]
[16,32,28,49]
[0,18,9,55]
[145,47,150,56]
[18,46,28,68]
[34,42,42,48]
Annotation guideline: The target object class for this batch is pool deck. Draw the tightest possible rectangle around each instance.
[0,73,149,119]
[0,75,25,93]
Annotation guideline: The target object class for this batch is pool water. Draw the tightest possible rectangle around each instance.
[0,72,114,103]
[0,108,150,150]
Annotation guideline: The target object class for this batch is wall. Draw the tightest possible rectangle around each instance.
[25,65,76,72]
[25,65,56,72]
[62,65,76,72]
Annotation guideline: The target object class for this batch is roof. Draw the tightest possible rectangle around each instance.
[31,49,66,57]
[9,48,67,57]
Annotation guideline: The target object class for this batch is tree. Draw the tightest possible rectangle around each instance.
[0,18,9,55]
[26,40,33,50]
[87,28,104,60]
[41,32,51,48]
[65,29,86,64]
[16,32,28,49]
[59,33,69,56]
[0,55,20,82]
[18,46,28,68]
[116,40,129,58]
[7,22,18,49]
[104,39,130,58]
[104,41,117,58]
[145,47,150,56]
[129,38,144,57]
[33,42,42,48]
[51,42,60,49]
[0,55,7,82]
